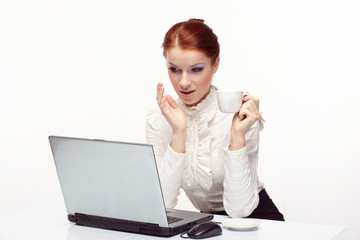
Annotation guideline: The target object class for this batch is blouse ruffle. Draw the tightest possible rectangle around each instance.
[178,87,218,191]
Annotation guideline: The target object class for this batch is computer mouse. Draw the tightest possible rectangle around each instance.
[187,221,222,239]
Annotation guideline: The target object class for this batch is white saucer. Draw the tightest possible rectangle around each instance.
[222,218,260,231]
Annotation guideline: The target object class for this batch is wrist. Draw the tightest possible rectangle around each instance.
[229,132,245,151]
[170,130,187,153]
[173,128,187,139]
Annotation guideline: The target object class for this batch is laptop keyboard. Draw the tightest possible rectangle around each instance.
[167,216,183,224]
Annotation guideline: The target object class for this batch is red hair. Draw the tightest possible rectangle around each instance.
[162,19,220,65]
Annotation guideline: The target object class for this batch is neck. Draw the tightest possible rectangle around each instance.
[185,85,212,107]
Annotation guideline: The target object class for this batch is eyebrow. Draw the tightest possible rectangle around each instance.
[168,62,205,68]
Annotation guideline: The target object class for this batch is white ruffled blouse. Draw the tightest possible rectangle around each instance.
[145,86,264,218]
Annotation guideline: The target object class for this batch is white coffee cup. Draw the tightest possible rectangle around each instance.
[216,90,243,113]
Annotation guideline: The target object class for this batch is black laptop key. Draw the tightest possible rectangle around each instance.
[167,216,183,224]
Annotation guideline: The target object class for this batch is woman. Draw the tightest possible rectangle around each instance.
[146,19,284,221]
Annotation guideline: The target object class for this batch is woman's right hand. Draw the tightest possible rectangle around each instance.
[157,82,187,153]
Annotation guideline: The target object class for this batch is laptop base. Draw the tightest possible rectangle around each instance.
[69,212,213,237]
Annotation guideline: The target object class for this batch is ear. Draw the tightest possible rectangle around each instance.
[212,56,220,74]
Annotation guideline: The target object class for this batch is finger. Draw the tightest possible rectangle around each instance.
[156,83,161,103]
[165,95,178,109]
[241,99,255,109]
[241,106,257,121]
[161,94,177,111]
[164,96,172,112]
[156,82,164,104]
[241,105,260,123]
[240,101,259,118]
[244,95,258,103]
[233,112,244,122]
[242,93,249,104]
[238,109,247,121]
[243,95,253,102]
[238,99,250,113]
[243,94,259,104]
[159,95,167,111]
[239,100,252,113]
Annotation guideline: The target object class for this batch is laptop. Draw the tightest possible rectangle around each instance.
[49,136,213,237]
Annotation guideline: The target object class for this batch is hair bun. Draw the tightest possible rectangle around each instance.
[162,18,219,65]
[188,18,204,23]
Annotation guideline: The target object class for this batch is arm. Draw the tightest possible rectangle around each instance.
[156,82,187,153]
[223,93,262,217]
[145,117,186,208]
[145,83,188,208]
[223,121,261,217]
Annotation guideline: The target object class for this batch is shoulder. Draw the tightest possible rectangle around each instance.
[146,107,172,133]
[146,107,163,130]
[146,108,172,144]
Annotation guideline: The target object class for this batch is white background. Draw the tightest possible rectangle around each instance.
[0,0,359,239]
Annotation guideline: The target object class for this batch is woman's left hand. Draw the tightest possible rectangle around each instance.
[229,92,260,150]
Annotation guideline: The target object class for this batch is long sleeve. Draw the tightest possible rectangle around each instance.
[145,109,186,209]
[144,86,265,214]
[222,120,261,218]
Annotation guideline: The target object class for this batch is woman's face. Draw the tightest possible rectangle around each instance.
[165,46,219,107]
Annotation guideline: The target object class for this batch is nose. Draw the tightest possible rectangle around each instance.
[179,72,191,89]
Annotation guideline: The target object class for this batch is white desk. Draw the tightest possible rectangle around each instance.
[0,202,345,240]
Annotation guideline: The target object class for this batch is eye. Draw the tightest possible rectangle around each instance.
[169,66,180,73]
[191,66,204,73]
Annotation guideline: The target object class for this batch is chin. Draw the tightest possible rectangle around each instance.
[183,99,199,107]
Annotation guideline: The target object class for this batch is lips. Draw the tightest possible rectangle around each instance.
[180,90,195,98]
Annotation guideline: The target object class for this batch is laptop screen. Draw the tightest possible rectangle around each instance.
[49,136,169,227]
